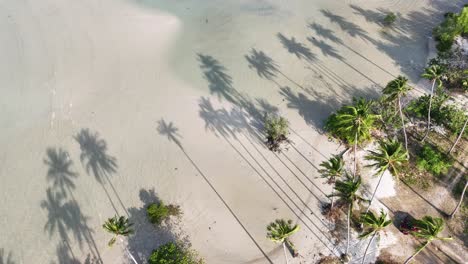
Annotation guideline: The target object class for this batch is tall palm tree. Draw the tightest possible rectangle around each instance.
[404,216,452,264]
[331,174,367,258]
[319,155,345,208]
[326,97,380,177]
[359,210,391,264]
[364,138,409,213]
[266,219,300,264]
[448,115,468,154]
[421,65,444,142]
[382,76,412,151]
[450,180,467,218]
[103,216,138,264]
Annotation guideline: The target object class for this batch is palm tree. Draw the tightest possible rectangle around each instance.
[364,138,408,214]
[319,155,345,208]
[331,174,367,258]
[450,180,467,218]
[382,76,412,151]
[103,216,138,264]
[404,216,452,264]
[448,115,468,154]
[326,97,380,177]
[266,219,300,264]
[359,210,391,264]
[421,65,444,142]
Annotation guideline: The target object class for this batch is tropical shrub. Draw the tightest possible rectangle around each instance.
[433,6,468,52]
[383,12,397,26]
[416,144,453,175]
[264,115,290,152]
[149,242,203,264]
[147,201,181,225]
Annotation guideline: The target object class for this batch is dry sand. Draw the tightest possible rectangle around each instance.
[0,0,465,263]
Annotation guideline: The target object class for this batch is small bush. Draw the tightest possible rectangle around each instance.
[147,201,181,225]
[149,242,203,264]
[433,6,468,52]
[383,12,397,26]
[416,144,453,175]
[264,115,290,152]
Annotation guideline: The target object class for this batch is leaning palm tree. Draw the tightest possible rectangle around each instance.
[359,210,391,264]
[364,138,408,214]
[266,219,300,264]
[404,216,452,264]
[382,76,412,151]
[326,97,380,177]
[450,180,467,218]
[103,216,138,264]
[331,173,367,258]
[421,65,444,142]
[448,115,468,154]
[319,155,345,208]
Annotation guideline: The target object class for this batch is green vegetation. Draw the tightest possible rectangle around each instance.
[433,6,468,52]
[319,155,345,208]
[266,219,300,261]
[359,210,392,264]
[404,216,452,264]
[147,201,181,225]
[264,115,290,152]
[103,216,134,247]
[416,144,453,175]
[383,12,397,27]
[149,242,203,264]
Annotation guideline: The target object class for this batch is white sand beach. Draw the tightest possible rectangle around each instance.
[0,0,465,263]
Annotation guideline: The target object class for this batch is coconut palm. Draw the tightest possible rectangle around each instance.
[103,216,138,264]
[319,155,345,208]
[364,138,409,214]
[448,115,468,154]
[331,174,367,257]
[421,65,444,142]
[359,210,391,264]
[326,97,380,177]
[404,216,452,264]
[450,180,467,218]
[266,219,300,264]
[382,76,412,151]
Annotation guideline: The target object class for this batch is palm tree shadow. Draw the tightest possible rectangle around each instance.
[277,33,316,62]
[0,249,15,264]
[44,148,78,197]
[157,119,183,149]
[74,129,117,183]
[197,53,237,103]
[245,48,279,80]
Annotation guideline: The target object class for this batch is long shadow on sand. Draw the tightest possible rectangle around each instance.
[157,119,274,263]
[42,147,102,264]
[0,249,15,264]
[74,129,128,216]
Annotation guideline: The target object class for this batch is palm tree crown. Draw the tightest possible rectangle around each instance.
[103,216,134,246]
[319,155,345,184]
[421,65,444,86]
[326,97,380,144]
[266,219,300,243]
[411,216,451,242]
[365,138,409,179]
[332,174,367,210]
[359,210,392,238]
[382,76,412,102]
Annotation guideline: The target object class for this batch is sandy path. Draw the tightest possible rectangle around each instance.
[0,0,464,263]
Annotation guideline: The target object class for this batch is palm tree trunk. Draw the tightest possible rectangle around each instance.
[422,79,436,142]
[331,189,335,208]
[450,181,468,218]
[283,242,289,264]
[361,232,377,264]
[120,238,138,264]
[364,170,386,214]
[398,95,408,152]
[404,241,429,264]
[448,117,468,154]
[354,132,358,178]
[346,204,351,256]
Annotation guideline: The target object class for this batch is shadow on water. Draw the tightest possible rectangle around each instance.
[42,148,103,264]
[74,129,128,216]
[126,188,180,263]
[157,119,274,263]
[0,249,15,264]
